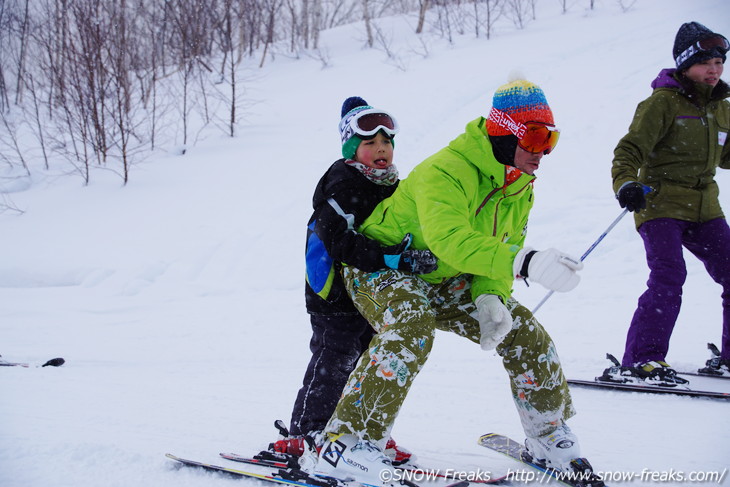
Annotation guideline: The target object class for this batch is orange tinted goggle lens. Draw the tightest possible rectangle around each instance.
[518,123,560,154]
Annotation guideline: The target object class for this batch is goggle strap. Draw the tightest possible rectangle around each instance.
[489,107,527,138]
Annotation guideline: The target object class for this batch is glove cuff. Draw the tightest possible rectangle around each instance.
[513,247,537,279]
[475,294,504,306]
[617,180,639,191]
[475,294,490,306]
[383,254,401,270]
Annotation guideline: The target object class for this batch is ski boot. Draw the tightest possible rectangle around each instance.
[524,422,605,487]
[597,353,688,387]
[269,420,414,467]
[272,435,307,456]
[259,420,313,467]
[698,343,730,377]
[384,437,414,466]
[310,434,399,487]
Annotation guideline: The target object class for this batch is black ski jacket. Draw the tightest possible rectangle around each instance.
[305,159,398,315]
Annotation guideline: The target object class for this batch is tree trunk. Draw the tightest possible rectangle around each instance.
[416,0,430,34]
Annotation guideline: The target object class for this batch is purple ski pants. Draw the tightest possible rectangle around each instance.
[622,218,730,366]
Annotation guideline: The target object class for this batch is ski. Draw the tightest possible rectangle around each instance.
[0,356,64,368]
[676,370,730,380]
[0,360,29,367]
[220,452,509,485]
[167,453,344,487]
[167,453,473,487]
[567,378,730,401]
[220,451,298,469]
[477,433,605,487]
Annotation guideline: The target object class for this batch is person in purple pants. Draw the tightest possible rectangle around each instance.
[605,21,730,384]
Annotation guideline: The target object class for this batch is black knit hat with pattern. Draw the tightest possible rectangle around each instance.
[673,22,727,72]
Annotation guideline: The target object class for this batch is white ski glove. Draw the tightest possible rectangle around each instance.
[474,294,513,351]
[513,247,583,292]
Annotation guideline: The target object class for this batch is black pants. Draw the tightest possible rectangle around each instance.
[289,313,375,436]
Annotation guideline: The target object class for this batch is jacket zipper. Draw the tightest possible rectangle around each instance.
[491,183,531,236]
[475,178,531,235]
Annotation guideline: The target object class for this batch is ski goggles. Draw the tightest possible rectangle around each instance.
[675,34,730,67]
[340,108,399,144]
[489,107,560,154]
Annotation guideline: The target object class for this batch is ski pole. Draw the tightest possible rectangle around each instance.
[531,208,630,314]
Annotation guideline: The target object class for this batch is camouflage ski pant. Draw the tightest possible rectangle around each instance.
[323,267,576,447]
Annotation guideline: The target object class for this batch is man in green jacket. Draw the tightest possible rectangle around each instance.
[306,80,604,486]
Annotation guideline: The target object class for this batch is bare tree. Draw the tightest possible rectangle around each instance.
[505,0,530,29]
[23,73,50,170]
[2,0,520,186]
[166,0,215,151]
[473,0,502,39]
[104,0,135,183]
[13,0,31,105]
[432,1,456,44]
[0,193,24,215]
[373,24,405,71]
[311,0,323,49]
[301,0,310,48]
[415,0,430,34]
[0,110,31,176]
[215,0,238,136]
[259,0,284,68]
[617,0,637,12]
[0,58,8,113]
[362,0,374,47]
[0,0,9,111]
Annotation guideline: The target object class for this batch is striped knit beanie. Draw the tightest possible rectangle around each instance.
[340,96,371,160]
[486,80,554,137]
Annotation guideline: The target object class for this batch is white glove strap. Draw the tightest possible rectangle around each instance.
[513,246,534,279]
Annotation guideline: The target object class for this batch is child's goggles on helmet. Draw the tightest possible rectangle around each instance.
[675,34,730,68]
[340,108,399,144]
[489,107,560,155]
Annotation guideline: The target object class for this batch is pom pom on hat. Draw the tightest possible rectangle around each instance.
[673,22,727,72]
[486,80,554,137]
[341,96,369,117]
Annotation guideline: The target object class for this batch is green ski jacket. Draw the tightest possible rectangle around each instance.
[359,117,535,302]
[612,69,730,228]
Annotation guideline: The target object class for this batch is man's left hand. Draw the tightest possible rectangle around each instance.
[475,294,513,351]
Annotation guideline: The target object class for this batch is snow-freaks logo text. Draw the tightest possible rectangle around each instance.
[379,468,497,483]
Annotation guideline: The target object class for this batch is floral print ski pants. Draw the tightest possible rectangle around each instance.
[323,267,576,447]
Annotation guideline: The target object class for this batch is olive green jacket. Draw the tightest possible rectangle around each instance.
[612,69,730,229]
[359,117,535,302]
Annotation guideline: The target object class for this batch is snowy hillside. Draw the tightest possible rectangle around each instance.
[1,1,729,486]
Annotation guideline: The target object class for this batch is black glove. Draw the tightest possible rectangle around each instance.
[616,181,647,212]
[383,234,412,256]
[398,249,438,274]
[383,234,438,274]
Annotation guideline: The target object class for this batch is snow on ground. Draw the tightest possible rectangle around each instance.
[1,1,729,486]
